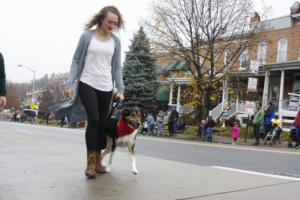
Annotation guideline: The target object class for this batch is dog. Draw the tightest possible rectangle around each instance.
[100,107,142,174]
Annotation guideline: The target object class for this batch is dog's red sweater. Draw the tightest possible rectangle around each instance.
[117,117,135,137]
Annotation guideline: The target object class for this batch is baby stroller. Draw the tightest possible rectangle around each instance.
[288,125,297,148]
[263,119,282,145]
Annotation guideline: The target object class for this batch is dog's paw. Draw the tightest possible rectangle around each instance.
[105,166,112,173]
[95,166,107,174]
[132,169,138,175]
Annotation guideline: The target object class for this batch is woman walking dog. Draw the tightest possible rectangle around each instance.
[50,5,125,179]
[0,52,7,108]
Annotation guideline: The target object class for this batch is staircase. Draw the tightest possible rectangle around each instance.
[209,101,240,121]
[209,102,223,120]
[210,100,250,126]
[210,100,296,130]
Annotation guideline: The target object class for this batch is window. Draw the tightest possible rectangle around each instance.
[257,42,267,64]
[198,56,204,76]
[277,39,288,63]
[224,50,232,68]
[199,56,204,65]
[209,54,217,75]
[239,49,248,70]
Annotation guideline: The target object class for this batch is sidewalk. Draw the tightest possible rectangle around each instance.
[1,128,300,200]
[167,133,293,149]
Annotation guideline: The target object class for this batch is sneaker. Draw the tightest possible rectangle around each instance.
[296,145,299,149]
[252,141,259,145]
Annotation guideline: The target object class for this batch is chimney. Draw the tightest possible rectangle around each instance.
[250,12,260,23]
[290,1,300,14]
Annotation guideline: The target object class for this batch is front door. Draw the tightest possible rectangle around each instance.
[293,74,300,94]
[270,85,279,111]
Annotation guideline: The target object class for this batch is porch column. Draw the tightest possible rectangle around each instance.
[278,70,285,121]
[168,83,173,106]
[222,78,228,110]
[176,85,181,112]
[262,70,270,108]
[221,78,228,128]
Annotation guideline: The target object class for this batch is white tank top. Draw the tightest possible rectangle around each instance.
[80,36,114,91]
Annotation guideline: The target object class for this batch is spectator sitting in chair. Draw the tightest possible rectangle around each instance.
[146,112,155,136]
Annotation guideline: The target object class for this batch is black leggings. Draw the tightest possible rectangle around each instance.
[78,81,112,151]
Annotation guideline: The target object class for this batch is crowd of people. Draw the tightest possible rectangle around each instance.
[9,108,37,123]
[199,116,218,142]
[198,101,300,148]
[251,102,277,146]
[141,106,185,137]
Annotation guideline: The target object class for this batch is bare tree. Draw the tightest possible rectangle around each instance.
[5,82,22,110]
[38,87,54,124]
[145,0,264,119]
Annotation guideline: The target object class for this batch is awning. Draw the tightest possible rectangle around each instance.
[175,61,188,71]
[160,61,189,74]
[155,86,169,101]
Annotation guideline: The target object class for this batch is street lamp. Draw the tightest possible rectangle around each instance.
[17,64,35,95]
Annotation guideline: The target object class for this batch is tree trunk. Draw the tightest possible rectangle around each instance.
[201,92,208,120]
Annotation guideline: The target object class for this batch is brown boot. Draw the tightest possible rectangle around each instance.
[85,151,97,179]
[95,151,106,174]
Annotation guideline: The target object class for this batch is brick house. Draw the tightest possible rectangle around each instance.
[155,1,300,128]
[220,1,300,128]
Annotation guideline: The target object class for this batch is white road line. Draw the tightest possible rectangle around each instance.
[16,129,35,135]
[211,166,300,181]
[139,136,300,155]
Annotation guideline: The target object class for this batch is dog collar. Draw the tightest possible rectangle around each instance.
[117,117,135,137]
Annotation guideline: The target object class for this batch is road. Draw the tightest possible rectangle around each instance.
[1,121,300,200]
[2,121,299,176]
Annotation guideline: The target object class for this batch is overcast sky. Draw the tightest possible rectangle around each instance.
[0,0,297,83]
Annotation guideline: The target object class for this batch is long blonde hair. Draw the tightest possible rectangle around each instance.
[84,6,124,30]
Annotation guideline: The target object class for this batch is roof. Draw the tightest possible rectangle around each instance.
[265,60,300,71]
[258,15,292,32]
[220,15,294,39]
[158,61,189,74]
[175,61,189,70]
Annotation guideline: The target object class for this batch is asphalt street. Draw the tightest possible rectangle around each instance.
[1,121,300,200]
[2,122,299,176]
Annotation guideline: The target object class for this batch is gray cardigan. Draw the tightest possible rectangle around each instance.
[49,30,124,122]
[0,52,6,96]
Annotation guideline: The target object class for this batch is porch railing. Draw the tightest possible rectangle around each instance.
[209,102,223,120]
[179,106,195,115]
[237,102,245,113]
[225,102,237,119]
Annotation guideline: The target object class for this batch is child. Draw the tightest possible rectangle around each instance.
[206,116,216,142]
[232,121,239,145]
[200,120,207,141]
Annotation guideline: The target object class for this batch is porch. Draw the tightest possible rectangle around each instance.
[209,61,300,130]
[262,61,300,129]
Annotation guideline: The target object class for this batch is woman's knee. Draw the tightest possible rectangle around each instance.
[88,116,100,127]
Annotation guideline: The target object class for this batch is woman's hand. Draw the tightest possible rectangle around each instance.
[64,88,73,99]
[0,96,7,108]
[115,93,124,101]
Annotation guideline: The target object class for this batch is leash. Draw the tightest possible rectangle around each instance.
[108,94,123,119]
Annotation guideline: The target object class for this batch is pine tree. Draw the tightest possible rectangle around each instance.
[123,27,157,113]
